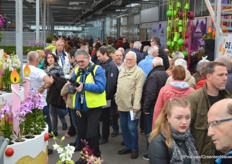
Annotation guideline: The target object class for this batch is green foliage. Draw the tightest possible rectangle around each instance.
[46,35,54,43]
[0,46,33,55]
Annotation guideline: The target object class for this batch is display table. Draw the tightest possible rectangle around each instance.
[3,125,48,164]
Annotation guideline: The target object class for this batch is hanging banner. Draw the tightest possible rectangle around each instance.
[152,23,167,49]
[191,18,207,50]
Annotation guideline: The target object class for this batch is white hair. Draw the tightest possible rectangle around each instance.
[175,59,187,69]
[152,57,163,66]
[125,51,137,60]
[117,47,125,54]
[56,40,64,46]
[196,59,210,72]
[143,46,149,52]
[148,46,159,56]
[27,51,39,62]
[133,41,142,49]
[173,51,184,59]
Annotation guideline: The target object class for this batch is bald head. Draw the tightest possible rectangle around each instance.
[27,51,39,63]
[208,99,232,117]
[215,56,232,70]
[208,98,232,154]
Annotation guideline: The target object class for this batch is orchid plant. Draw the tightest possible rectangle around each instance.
[0,14,6,42]
[27,41,44,51]
[51,132,75,164]
[0,91,46,144]
[0,103,13,144]
[80,139,104,164]
[15,90,45,138]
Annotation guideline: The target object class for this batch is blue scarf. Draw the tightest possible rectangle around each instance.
[55,50,66,66]
[215,151,232,164]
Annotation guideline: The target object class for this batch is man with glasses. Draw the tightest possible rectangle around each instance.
[186,62,231,163]
[70,49,107,164]
[115,51,145,159]
[208,98,232,164]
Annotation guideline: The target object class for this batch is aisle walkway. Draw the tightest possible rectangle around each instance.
[48,115,149,164]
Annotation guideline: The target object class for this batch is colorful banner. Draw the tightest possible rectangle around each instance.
[191,18,207,51]
[152,23,167,49]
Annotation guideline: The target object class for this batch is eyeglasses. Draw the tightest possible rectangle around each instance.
[207,118,232,129]
[125,59,135,62]
[76,59,87,64]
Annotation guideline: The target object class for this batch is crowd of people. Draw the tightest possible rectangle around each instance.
[25,35,232,164]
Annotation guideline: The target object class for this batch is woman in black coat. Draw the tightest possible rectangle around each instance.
[148,98,200,164]
[44,53,66,136]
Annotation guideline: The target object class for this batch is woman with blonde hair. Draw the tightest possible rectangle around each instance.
[148,98,200,164]
[36,50,46,69]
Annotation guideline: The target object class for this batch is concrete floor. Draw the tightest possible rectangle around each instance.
[48,115,150,164]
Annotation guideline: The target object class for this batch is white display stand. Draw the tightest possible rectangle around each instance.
[0,87,24,105]
[3,125,48,164]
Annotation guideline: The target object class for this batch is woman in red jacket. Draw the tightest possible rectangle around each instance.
[152,65,195,129]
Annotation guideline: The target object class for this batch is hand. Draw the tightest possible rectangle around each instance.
[145,112,150,115]
[50,76,54,84]
[75,82,83,92]
[38,87,45,94]
[63,95,67,101]
[133,109,140,115]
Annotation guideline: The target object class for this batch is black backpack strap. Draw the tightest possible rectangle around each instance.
[89,64,96,83]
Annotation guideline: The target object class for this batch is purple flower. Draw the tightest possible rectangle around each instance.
[198,38,205,47]
[0,113,4,119]
[1,103,11,116]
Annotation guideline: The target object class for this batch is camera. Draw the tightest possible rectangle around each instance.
[69,78,80,94]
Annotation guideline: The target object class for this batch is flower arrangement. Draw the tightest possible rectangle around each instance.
[51,132,75,164]
[0,91,46,144]
[80,139,104,164]
[0,52,21,91]
[27,41,44,51]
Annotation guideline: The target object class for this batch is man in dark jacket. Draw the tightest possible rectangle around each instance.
[96,47,119,144]
[130,41,143,64]
[150,36,169,70]
[186,62,231,164]
[141,57,169,160]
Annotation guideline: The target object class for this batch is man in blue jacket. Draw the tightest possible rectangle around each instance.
[70,49,106,163]
[96,47,119,144]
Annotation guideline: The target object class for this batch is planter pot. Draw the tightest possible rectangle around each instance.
[3,125,48,164]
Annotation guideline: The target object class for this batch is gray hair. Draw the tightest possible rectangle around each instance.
[173,51,184,59]
[56,40,64,46]
[143,46,149,52]
[74,49,89,59]
[27,51,39,62]
[148,46,159,56]
[115,50,123,56]
[175,59,187,69]
[133,41,142,49]
[117,47,125,54]
[80,45,89,54]
[196,59,210,72]
[152,57,163,66]
[125,51,137,60]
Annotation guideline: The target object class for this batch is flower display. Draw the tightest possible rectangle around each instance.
[27,41,44,51]
[0,52,21,91]
[0,91,46,143]
[0,14,6,42]
[51,133,75,164]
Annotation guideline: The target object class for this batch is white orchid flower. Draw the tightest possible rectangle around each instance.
[53,143,60,150]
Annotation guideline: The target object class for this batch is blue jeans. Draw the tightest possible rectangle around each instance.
[119,111,139,151]
[144,108,154,149]
[70,108,79,146]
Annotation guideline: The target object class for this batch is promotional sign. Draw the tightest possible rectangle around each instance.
[216,34,232,59]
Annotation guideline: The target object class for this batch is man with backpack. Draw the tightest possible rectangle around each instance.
[69,49,107,164]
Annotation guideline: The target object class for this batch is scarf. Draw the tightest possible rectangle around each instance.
[46,63,55,72]
[162,126,201,164]
[215,150,232,164]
